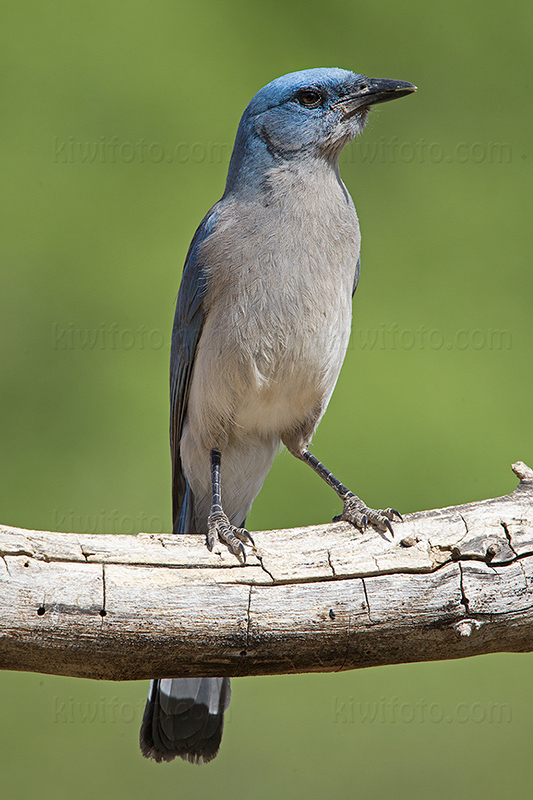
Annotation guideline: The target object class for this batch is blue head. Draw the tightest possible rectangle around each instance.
[225,67,415,193]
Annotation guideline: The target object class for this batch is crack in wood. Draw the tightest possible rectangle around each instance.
[500,521,519,558]
[100,564,107,619]
[244,585,253,653]
[255,552,275,582]
[458,563,470,614]
[336,613,351,672]
[361,578,372,620]
[5,542,533,586]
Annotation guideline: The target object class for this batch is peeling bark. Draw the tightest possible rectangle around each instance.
[0,462,532,681]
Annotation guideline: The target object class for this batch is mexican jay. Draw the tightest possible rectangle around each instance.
[140,66,415,763]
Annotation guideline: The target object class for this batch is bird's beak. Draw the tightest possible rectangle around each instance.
[336,78,417,119]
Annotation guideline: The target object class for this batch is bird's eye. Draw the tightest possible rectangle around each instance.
[296,89,322,108]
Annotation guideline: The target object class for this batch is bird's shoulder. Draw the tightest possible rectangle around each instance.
[173,206,220,325]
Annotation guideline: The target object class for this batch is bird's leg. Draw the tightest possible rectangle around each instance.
[207,449,254,562]
[299,449,402,536]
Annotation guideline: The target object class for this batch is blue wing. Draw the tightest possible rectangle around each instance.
[170,208,217,532]
[352,254,361,297]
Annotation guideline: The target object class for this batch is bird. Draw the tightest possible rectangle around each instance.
[140,66,416,764]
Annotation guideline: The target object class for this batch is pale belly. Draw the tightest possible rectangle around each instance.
[186,278,353,451]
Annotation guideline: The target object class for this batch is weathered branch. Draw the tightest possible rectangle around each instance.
[1,462,533,681]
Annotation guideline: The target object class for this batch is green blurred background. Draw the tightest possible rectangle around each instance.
[1,0,532,797]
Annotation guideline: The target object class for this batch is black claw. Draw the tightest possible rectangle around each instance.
[361,514,368,531]
[245,531,255,547]
[332,514,342,523]
[384,519,394,537]
[391,509,403,521]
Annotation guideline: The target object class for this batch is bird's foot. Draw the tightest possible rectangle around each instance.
[207,510,254,563]
[333,492,402,537]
